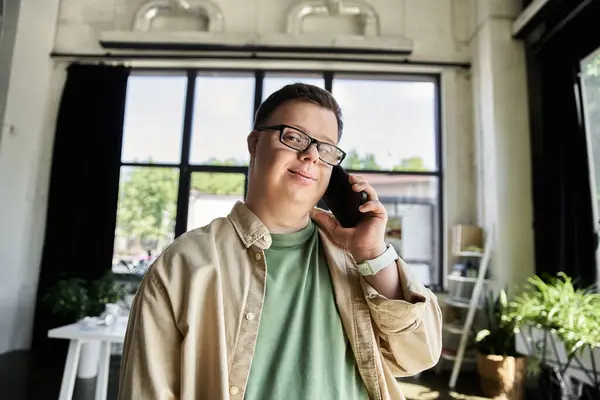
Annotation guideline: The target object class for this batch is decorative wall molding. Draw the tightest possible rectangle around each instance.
[100,0,413,59]
[133,0,224,33]
[287,0,379,36]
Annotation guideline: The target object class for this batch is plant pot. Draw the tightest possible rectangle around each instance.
[476,351,527,400]
[516,325,600,387]
[77,341,101,379]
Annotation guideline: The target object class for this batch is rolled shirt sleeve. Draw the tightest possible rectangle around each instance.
[360,258,443,377]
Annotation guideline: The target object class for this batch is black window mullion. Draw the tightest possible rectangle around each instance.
[243,169,249,201]
[174,70,197,238]
[248,71,264,199]
[434,75,444,289]
[324,71,333,92]
[253,70,264,119]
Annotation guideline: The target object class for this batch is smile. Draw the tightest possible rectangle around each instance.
[288,169,316,183]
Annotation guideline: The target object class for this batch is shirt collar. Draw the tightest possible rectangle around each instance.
[227,201,272,250]
[227,202,332,251]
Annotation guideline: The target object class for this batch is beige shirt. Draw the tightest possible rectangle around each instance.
[118,202,443,400]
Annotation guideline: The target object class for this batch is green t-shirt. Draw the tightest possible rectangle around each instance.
[244,220,369,400]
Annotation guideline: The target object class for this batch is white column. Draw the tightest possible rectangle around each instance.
[0,0,64,353]
[471,0,535,288]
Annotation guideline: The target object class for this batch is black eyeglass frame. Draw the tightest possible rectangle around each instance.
[256,124,347,166]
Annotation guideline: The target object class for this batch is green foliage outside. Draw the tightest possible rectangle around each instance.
[392,156,427,172]
[116,167,178,245]
[341,150,429,172]
[342,150,382,170]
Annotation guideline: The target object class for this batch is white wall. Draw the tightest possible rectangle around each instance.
[471,0,535,289]
[0,0,64,353]
[0,0,21,140]
[0,0,480,353]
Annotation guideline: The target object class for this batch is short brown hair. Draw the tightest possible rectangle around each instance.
[253,82,343,140]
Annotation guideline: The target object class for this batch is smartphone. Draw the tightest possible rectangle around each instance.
[321,166,368,228]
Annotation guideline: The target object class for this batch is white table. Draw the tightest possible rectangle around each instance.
[48,316,128,400]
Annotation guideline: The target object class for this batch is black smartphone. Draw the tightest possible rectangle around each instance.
[321,166,368,228]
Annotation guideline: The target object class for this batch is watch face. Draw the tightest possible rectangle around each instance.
[358,263,373,276]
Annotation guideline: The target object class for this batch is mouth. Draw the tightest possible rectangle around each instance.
[288,169,316,181]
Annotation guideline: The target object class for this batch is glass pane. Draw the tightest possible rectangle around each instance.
[121,75,187,164]
[112,166,179,275]
[187,172,246,230]
[189,75,255,166]
[364,174,439,286]
[262,74,325,101]
[332,77,437,172]
[581,49,600,222]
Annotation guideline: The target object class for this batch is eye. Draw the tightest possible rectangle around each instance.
[282,131,303,143]
[319,145,334,156]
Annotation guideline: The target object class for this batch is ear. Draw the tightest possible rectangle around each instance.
[247,130,259,158]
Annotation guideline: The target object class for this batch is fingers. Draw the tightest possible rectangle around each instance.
[359,200,386,216]
[312,211,351,247]
[350,177,379,202]
[312,210,339,233]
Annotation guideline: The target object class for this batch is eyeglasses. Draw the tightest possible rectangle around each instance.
[256,125,346,166]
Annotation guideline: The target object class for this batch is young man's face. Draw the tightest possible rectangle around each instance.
[247,100,339,210]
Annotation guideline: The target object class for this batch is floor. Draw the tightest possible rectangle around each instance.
[399,372,490,400]
[1,349,492,400]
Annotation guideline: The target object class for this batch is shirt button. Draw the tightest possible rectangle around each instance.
[255,252,262,261]
[245,312,255,321]
[230,386,239,395]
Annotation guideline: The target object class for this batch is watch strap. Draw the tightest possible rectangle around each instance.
[356,244,399,276]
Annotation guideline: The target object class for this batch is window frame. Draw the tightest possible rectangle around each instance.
[117,68,444,288]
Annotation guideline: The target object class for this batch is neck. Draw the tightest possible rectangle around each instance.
[245,196,311,234]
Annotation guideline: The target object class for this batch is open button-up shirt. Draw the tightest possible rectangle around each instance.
[118,202,443,400]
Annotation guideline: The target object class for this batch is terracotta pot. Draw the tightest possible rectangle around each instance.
[476,351,527,399]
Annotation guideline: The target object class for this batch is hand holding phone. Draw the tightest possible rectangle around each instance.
[321,166,368,228]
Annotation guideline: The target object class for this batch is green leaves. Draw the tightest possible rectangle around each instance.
[391,156,427,172]
[42,278,89,321]
[43,272,126,321]
[475,329,491,343]
[191,172,245,195]
[342,150,381,170]
[341,150,428,172]
[116,167,178,242]
[510,272,600,358]
[475,289,518,356]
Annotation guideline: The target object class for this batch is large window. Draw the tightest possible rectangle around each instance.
[581,48,600,282]
[112,70,442,286]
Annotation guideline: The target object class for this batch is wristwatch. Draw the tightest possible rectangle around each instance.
[356,244,399,276]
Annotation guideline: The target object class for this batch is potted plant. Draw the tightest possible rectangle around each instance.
[43,271,126,379]
[510,273,600,397]
[474,289,527,399]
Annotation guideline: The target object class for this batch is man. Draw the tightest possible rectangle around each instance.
[118,83,442,400]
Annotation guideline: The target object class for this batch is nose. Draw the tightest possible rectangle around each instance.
[299,143,320,163]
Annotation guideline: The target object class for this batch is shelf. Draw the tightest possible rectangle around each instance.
[441,352,476,363]
[441,348,476,363]
[454,251,483,258]
[447,275,491,284]
[442,322,468,335]
[445,297,483,309]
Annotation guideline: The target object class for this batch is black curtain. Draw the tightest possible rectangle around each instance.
[31,63,130,356]
[525,1,600,288]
